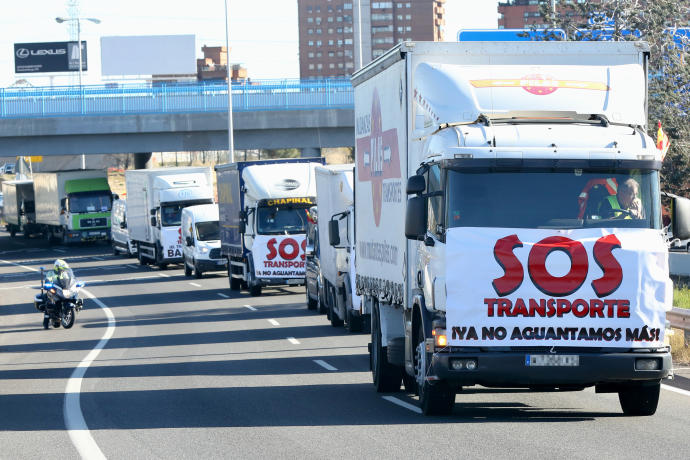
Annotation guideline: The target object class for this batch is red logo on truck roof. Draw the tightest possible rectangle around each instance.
[470,75,609,95]
[356,88,401,226]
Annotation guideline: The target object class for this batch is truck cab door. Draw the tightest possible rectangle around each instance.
[417,165,446,311]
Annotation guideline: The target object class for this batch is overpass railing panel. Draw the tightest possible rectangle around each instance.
[0,79,353,119]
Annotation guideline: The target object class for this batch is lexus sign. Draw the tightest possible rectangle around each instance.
[14,41,87,73]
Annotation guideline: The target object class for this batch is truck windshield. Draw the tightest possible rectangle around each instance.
[446,169,660,230]
[68,192,112,214]
[257,206,309,235]
[161,204,183,227]
[196,221,220,241]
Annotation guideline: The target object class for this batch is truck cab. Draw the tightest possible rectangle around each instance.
[181,204,226,278]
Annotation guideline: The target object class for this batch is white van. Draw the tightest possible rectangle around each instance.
[181,204,226,278]
[111,198,137,257]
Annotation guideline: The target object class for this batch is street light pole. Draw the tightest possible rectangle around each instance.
[56,16,100,169]
[224,0,235,163]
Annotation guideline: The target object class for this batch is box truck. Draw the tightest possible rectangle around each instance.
[216,158,324,296]
[125,167,214,269]
[354,41,687,415]
[34,170,113,243]
[314,164,364,331]
[1,180,39,237]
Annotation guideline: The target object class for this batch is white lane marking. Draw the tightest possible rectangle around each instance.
[0,258,39,272]
[662,384,690,397]
[189,282,202,288]
[64,288,115,460]
[287,337,300,345]
[382,396,422,414]
[243,304,257,311]
[54,249,66,253]
[158,273,170,278]
[313,360,337,371]
[268,319,280,326]
[218,293,229,298]
[91,257,105,261]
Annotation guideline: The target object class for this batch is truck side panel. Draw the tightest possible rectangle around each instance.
[2,183,19,225]
[354,58,408,307]
[217,166,243,257]
[125,171,151,243]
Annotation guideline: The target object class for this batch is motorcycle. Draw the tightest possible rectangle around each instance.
[34,267,85,329]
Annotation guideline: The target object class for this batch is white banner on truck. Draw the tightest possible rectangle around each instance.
[252,235,306,279]
[161,227,183,260]
[445,228,672,348]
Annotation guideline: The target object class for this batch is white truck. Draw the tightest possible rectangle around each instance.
[315,164,364,331]
[34,170,113,243]
[125,167,214,269]
[354,41,686,415]
[216,158,324,296]
[1,180,39,237]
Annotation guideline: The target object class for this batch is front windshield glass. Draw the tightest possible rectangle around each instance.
[446,169,660,230]
[257,206,309,235]
[161,204,183,226]
[45,268,75,289]
[196,221,220,241]
[68,192,111,213]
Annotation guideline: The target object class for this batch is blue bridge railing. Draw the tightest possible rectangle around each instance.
[0,78,354,119]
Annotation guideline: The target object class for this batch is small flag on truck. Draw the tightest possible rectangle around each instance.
[657,121,670,160]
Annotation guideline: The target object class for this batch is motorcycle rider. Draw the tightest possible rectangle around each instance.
[47,259,73,288]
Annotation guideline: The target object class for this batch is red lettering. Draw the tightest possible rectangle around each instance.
[556,299,571,317]
[492,234,524,296]
[497,298,512,316]
[572,299,589,318]
[617,299,630,318]
[484,298,497,316]
[589,299,604,317]
[591,234,623,297]
[301,239,307,260]
[278,238,300,260]
[267,238,278,260]
[528,236,588,297]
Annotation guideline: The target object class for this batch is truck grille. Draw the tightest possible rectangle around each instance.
[209,248,222,259]
[80,217,107,228]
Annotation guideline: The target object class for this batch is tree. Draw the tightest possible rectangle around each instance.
[534,0,690,193]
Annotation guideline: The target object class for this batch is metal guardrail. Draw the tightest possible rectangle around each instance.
[668,307,690,330]
[0,78,354,119]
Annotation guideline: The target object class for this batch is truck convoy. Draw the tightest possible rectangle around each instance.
[34,170,113,243]
[353,41,687,415]
[314,164,364,331]
[1,180,38,237]
[216,158,324,296]
[125,167,214,269]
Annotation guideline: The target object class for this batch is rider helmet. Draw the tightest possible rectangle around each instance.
[54,259,70,274]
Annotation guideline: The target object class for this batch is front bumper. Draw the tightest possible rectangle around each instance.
[430,350,672,387]
[196,258,228,272]
[64,229,110,242]
[257,277,305,287]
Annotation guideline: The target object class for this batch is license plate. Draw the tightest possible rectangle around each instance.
[526,355,579,367]
[286,279,302,285]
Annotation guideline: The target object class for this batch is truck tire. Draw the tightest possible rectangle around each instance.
[618,382,660,416]
[371,307,402,392]
[346,308,362,333]
[137,245,149,266]
[329,290,343,327]
[229,263,241,290]
[247,271,262,297]
[184,257,192,277]
[317,281,327,315]
[9,227,16,238]
[306,290,317,310]
[415,323,455,415]
[193,261,203,279]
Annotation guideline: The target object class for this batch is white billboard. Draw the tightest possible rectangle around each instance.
[100,35,196,76]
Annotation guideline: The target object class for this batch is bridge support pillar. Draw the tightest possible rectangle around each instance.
[300,147,321,158]
[134,152,153,169]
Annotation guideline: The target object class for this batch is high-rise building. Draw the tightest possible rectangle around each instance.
[298,0,445,79]
[498,0,590,30]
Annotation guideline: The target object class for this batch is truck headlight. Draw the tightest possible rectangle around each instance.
[201,247,209,253]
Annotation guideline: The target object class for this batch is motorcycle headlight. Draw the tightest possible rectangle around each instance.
[62,288,72,297]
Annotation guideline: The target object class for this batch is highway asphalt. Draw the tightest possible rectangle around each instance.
[1,230,689,459]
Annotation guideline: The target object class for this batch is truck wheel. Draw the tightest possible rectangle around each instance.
[618,383,660,416]
[9,228,16,238]
[184,258,192,277]
[247,272,262,296]
[137,245,149,266]
[415,323,455,415]
[230,276,241,290]
[317,283,327,315]
[306,290,317,310]
[193,262,203,279]
[371,307,401,392]
[346,308,362,333]
[112,243,119,256]
[329,290,343,327]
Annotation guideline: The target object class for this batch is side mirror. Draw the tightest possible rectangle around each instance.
[60,198,67,214]
[150,216,157,227]
[120,221,127,229]
[150,209,157,216]
[672,196,690,240]
[305,243,315,257]
[186,236,193,247]
[405,196,427,240]
[112,193,119,201]
[407,175,426,195]
[238,220,246,234]
[329,219,340,246]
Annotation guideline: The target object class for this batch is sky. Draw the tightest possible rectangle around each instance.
[0,0,499,87]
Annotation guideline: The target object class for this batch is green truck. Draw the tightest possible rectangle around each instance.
[34,170,113,243]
